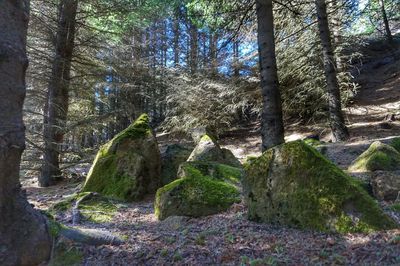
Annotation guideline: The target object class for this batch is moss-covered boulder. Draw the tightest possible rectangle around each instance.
[390,137,400,153]
[155,175,240,220]
[83,114,161,201]
[50,192,120,223]
[348,141,400,172]
[243,141,397,233]
[371,171,400,201]
[161,143,194,185]
[187,134,242,168]
[177,161,243,185]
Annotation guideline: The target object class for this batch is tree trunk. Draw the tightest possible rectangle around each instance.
[173,15,180,67]
[189,22,198,74]
[256,0,285,151]
[40,0,78,187]
[209,32,218,75]
[315,0,349,141]
[0,1,52,264]
[379,0,393,42]
[233,40,240,77]
[329,0,344,73]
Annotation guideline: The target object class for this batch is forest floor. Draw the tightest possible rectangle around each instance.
[24,38,400,265]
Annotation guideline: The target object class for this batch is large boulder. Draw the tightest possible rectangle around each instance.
[83,114,161,201]
[161,143,194,185]
[348,141,400,172]
[155,175,240,220]
[243,141,396,233]
[187,134,242,168]
[371,171,400,201]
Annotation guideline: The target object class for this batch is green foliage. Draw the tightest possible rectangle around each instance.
[162,75,260,135]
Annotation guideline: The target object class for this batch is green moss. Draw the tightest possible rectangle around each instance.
[179,161,242,185]
[47,219,64,238]
[155,175,240,220]
[112,113,151,143]
[215,164,243,183]
[349,141,400,172]
[390,137,400,153]
[389,203,400,212]
[49,242,83,266]
[51,193,118,223]
[82,113,158,201]
[303,138,321,147]
[244,141,397,233]
[200,134,216,143]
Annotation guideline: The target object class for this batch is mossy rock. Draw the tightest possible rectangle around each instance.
[187,134,242,168]
[348,141,400,172]
[190,126,217,143]
[243,141,397,233]
[155,175,240,220]
[303,138,321,147]
[50,192,120,223]
[390,137,400,153]
[49,240,83,266]
[371,171,400,201]
[161,143,194,185]
[83,114,161,201]
[177,161,243,185]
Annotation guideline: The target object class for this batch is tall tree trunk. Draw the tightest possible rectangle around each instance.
[173,15,180,67]
[0,1,52,264]
[189,22,198,74]
[329,0,344,73]
[209,32,218,75]
[40,0,78,187]
[256,0,285,151]
[379,0,393,42]
[233,40,240,77]
[315,0,349,141]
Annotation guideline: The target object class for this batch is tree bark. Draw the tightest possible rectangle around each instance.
[379,0,393,42]
[256,0,285,151]
[315,0,349,141]
[209,32,218,75]
[189,22,198,74]
[40,0,78,186]
[233,40,240,77]
[329,0,344,73]
[173,15,180,67]
[0,0,52,264]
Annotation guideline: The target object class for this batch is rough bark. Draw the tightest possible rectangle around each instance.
[173,15,180,67]
[379,0,393,42]
[329,0,344,73]
[209,32,218,75]
[0,0,52,265]
[256,0,285,151]
[233,40,240,77]
[315,0,349,142]
[40,0,78,187]
[189,22,198,74]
